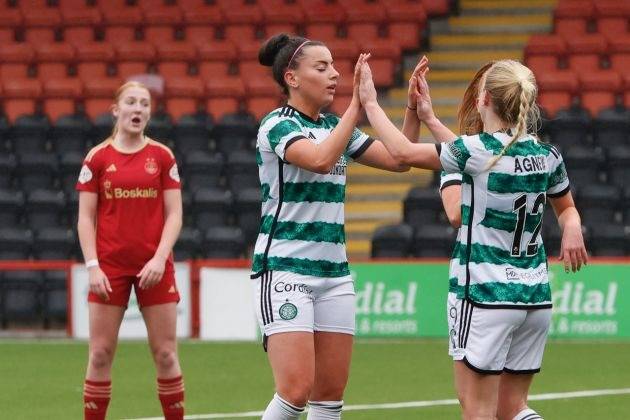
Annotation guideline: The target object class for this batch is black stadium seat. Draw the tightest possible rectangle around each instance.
[563,145,604,185]
[226,149,259,190]
[42,270,67,327]
[212,112,257,155]
[193,187,232,229]
[403,186,443,229]
[548,106,591,149]
[17,153,58,190]
[593,106,630,148]
[10,114,50,156]
[371,223,413,258]
[183,150,223,191]
[233,187,261,243]
[607,145,630,188]
[1,270,43,327]
[578,183,620,225]
[145,111,174,145]
[59,151,83,194]
[589,223,629,256]
[0,227,32,260]
[32,227,75,260]
[92,113,115,143]
[173,113,213,155]
[25,189,65,230]
[173,227,202,261]
[203,226,246,259]
[51,113,92,154]
[0,189,24,228]
[412,223,457,257]
[0,154,16,189]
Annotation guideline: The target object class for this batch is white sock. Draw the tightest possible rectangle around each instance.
[513,408,543,420]
[306,400,343,420]
[262,393,305,420]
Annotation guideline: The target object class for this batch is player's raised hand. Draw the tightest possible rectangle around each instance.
[358,60,377,107]
[137,254,167,289]
[415,65,435,122]
[408,56,428,110]
[88,266,111,301]
[352,53,371,105]
[559,223,588,273]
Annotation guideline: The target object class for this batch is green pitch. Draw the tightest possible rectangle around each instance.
[1,339,629,419]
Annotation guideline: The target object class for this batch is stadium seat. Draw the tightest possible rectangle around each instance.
[196,40,236,69]
[2,270,43,326]
[578,183,620,224]
[593,106,630,147]
[35,43,75,82]
[525,34,566,64]
[341,1,387,43]
[542,222,563,258]
[10,114,50,156]
[156,42,197,79]
[260,0,304,37]
[83,78,122,121]
[174,226,202,261]
[32,227,75,260]
[66,190,79,227]
[608,35,630,73]
[0,189,24,228]
[0,155,17,189]
[303,1,345,40]
[92,112,115,142]
[566,34,608,74]
[0,227,32,260]
[43,78,83,122]
[554,0,594,36]
[404,186,443,229]
[42,270,67,327]
[222,2,263,43]
[184,151,224,192]
[547,105,591,149]
[589,223,628,256]
[624,186,630,224]
[180,0,223,26]
[607,145,630,188]
[371,223,413,258]
[233,187,261,243]
[563,145,604,185]
[202,226,246,259]
[76,42,116,80]
[192,187,232,229]
[51,113,92,154]
[145,111,174,145]
[536,70,578,118]
[59,151,84,194]
[17,153,58,191]
[165,77,204,120]
[384,1,427,50]
[0,2,23,28]
[595,1,630,37]
[115,41,155,79]
[412,224,457,257]
[526,55,560,76]
[2,79,42,123]
[205,77,245,121]
[212,113,258,156]
[226,149,259,191]
[0,43,35,82]
[422,0,451,16]
[173,113,213,155]
[64,25,97,46]
[25,189,66,231]
[579,71,622,117]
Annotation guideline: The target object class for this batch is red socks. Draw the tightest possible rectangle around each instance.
[83,379,111,420]
[158,375,185,420]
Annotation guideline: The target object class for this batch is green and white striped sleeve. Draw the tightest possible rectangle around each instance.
[261,118,306,161]
[439,135,485,176]
[547,146,570,197]
[439,170,463,192]
[345,126,374,161]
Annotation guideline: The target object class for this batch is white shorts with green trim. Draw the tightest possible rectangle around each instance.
[253,270,355,338]
[447,292,552,374]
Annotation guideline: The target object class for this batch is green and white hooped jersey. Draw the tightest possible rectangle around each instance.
[439,170,464,297]
[439,132,570,308]
[251,105,373,279]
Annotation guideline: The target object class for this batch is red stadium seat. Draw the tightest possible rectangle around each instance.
[361,39,401,60]
[0,3,22,28]
[206,76,245,119]
[25,28,57,44]
[76,43,116,80]
[156,42,197,78]
[84,77,122,120]
[145,26,177,44]
[248,97,282,121]
[537,70,579,116]
[579,70,622,116]
[259,0,305,25]
[199,62,231,81]
[224,25,258,43]
[566,34,608,74]
[165,77,204,120]
[115,41,155,79]
[303,1,346,40]
[104,26,138,45]
[36,43,76,80]
[342,2,387,43]
[0,44,35,82]
[197,39,237,62]
[623,73,630,107]
[329,94,353,117]
[43,78,83,121]
[181,1,223,26]
[0,28,14,44]
[244,74,279,98]
[186,27,216,45]
[222,2,263,42]
[239,60,271,80]
[333,59,354,80]
[421,0,450,16]
[101,6,143,26]
[264,24,298,37]
[326,39,360,61]
[368,58,396,88]
[526,56,560,75]
[141,2,183,26]
[22,7,62,27]
[60,6,102,28]
[385,1,427,50]
[609,36,630,72]
[525,35,567,60]
[64,26,97,46]
[554,0,594,36]
[237,40,262,62]
[2,79,43,123]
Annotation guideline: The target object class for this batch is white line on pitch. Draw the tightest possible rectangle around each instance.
[124,387,630,420]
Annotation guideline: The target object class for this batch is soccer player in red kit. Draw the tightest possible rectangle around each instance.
[77,81,185,420]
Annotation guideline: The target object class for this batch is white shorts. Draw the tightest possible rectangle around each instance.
[447,292,552,374]
[253,270,356,340]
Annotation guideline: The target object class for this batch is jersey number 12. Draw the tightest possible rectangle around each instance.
[511,193,546,257]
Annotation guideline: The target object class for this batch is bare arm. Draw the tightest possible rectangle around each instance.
[414,68,457,142]
[77,191,111,300]
[401,56,428,143]
[440,184,462,228]
[549,191,588,272]
[354,140,410,172]
[138,189,183,288]
[285,53,370,174]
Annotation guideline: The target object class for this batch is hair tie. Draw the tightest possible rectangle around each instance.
[287,40,310,69]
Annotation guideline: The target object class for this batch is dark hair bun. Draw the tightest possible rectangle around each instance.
[259,33,290,67]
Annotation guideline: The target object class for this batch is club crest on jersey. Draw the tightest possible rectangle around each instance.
[279,301,298,320]
[103,180,113,199]
[78,165,93,184]
[169,163,180,182]
[144,157,158,174]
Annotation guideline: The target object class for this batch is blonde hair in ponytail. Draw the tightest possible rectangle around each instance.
[475,60,540,170]
[110,81,151,139]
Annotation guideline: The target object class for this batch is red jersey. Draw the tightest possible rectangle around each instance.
[76,138,181,277]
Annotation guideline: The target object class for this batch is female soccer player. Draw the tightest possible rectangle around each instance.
[252,34,424,420]
[77,81,185,420]
[358,59,588,420]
